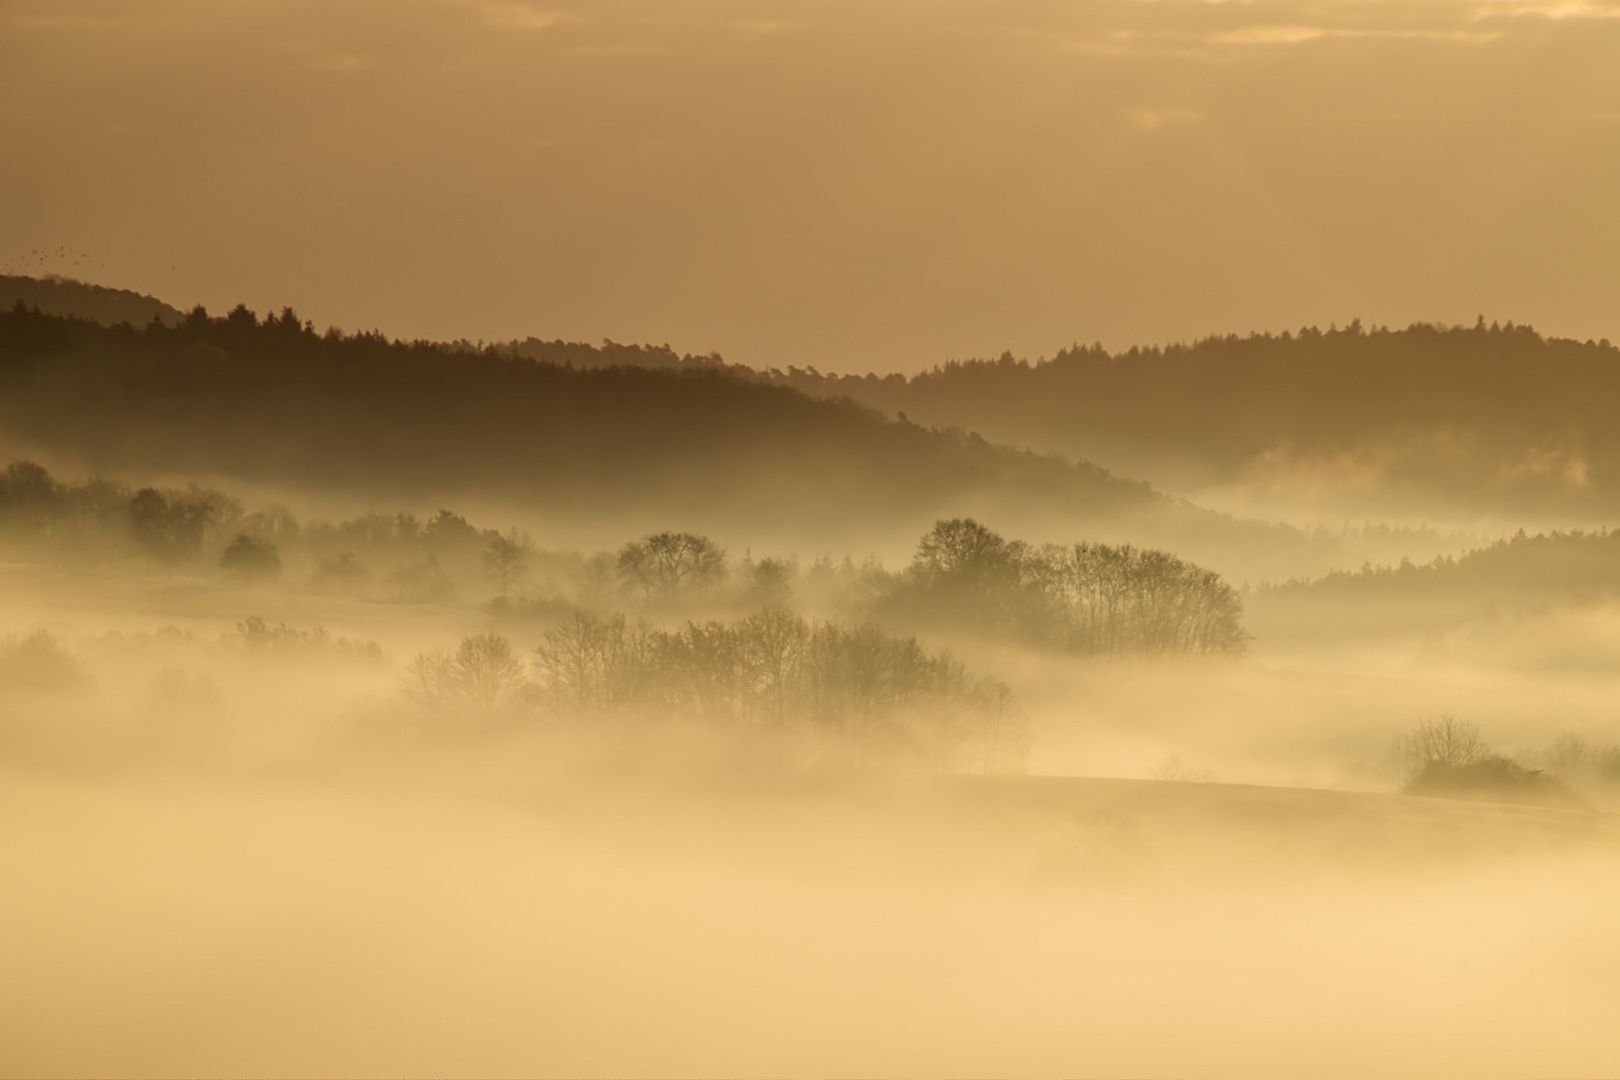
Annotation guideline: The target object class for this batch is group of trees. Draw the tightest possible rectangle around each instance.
[884,518,1248,656]
[1541,732,1620,790]
[3,459,1251,657]
[0,458,551,600]
[128,487,222,567]
[408,615,1025,770]
[1395,716,1582,807]
[590,519,1249,658]
[0,458,242,569]
[1396,718,1620,800]
[0,456,749,613]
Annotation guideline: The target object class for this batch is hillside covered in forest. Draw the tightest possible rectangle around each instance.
[743,322,1620,523]
[0,274,184,331]
[0,299,1331,579]
[490,315,1620,526]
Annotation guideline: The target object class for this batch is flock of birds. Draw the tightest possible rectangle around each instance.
[1,246,106,278]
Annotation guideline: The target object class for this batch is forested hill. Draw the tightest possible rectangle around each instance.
[743,322,1620,523]
[25,275,1616,526]
[0,303,1329,578]
[1275,528,1620,604]
[0,275,184,330]
[1247,527,1620,642]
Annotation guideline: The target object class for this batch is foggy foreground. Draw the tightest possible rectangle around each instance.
[5,502,1620,1079]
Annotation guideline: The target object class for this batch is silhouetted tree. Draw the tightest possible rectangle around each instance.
[916,517,1017,581]
[617,531,727,604]
[0,459,56,511]
[484,529,534,597]
[424,509,481,552]
[1398,714,1488,773]
[387,553,454,603]
[128,488,215,567]
[219,533,281,580]
[744,557,797,609]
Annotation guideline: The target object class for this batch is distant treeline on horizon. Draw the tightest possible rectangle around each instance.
[8,271,1620,538]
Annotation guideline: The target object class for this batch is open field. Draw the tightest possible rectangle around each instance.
[5,759,1619,1079]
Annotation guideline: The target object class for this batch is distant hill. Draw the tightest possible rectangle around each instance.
[1276,528,1620,604]
[592,322,1620,525]
[0,303,1339,580]
[1248,527,1620,643]
[0,275,184,329]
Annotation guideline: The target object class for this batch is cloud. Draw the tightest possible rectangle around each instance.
[1130,108,1202,130]
[572,43,664,55]
[1059,31,1211,59]
[1211,24,1502,44]
[475,2,564,31]
[1472,0,1620,17]
[1212,25,1326,44]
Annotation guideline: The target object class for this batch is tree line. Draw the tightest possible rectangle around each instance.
[1269,528,1620,604]
[0,458,1249,656]
[407,613,1026,772]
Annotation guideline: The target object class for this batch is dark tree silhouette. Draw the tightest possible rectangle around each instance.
[219,533,281,580]
[617,532,727,604]
[128,488,216,567]
[484,530,534,597]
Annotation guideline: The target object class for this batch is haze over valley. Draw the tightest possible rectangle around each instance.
[6,2,1620,1075]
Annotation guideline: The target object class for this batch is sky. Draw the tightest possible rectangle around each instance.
[3,0,1619,372]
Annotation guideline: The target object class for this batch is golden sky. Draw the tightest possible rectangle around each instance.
[3,0,1618,370]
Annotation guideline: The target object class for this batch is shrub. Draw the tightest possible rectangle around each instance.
[1396,716,1584,808]
[1404,755,1584,809]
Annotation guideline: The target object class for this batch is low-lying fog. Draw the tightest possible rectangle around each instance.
[4,498,1620,1078]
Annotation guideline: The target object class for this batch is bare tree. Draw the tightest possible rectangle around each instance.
[963,678,1027,775]
[534,612,653,713]
[1398,714,1489,775]
[406,632,528,719]
[739,607,809,724]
